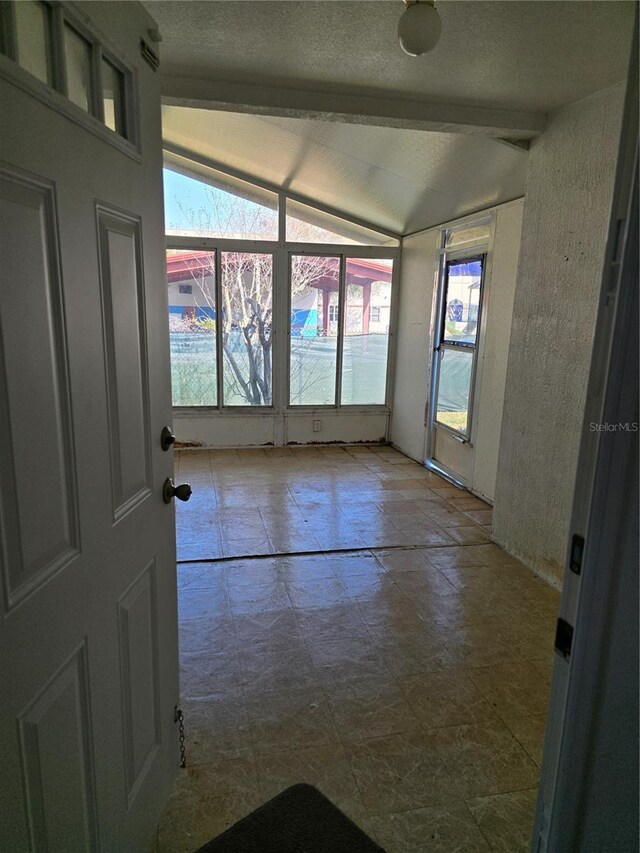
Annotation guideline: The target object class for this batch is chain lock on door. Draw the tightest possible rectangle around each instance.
[174,705,186,768]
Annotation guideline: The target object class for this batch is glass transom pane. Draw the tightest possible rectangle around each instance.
[102,57,125,136]
[290,255,340,406]
[444,221,491,249]
[167,250,217,406]
[341,258,393,405]
[14,0,52,85]
[221,252,273,406]
[64,24,92,113]
[443,259,483,345]
[163,166,278,241]
[435,347,474,435]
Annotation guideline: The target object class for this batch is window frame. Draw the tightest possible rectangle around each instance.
[0,0,138,154]
[432,252,487,441]
[163,151,401,416]
[287,249,397,411]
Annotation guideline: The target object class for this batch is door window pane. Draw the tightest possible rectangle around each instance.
[102,58,125,135]
[64,25,92,112]
[15,0,52,84]
[167,250,217,406]
[443,258,484,345]
[435,347,474,435]
[221,252,273,406]
[286,199,398,247]
[290,255,340,406]
[163,163,278,240]
[341,258,393,405]
[444,221,490,249]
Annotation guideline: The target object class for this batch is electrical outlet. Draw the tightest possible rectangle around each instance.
[313,419,322,432]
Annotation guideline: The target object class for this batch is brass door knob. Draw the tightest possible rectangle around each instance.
[163,478,192,504]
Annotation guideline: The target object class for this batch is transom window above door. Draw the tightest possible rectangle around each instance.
[0,0,134,143]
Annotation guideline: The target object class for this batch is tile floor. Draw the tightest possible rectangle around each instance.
[155,445,559,852]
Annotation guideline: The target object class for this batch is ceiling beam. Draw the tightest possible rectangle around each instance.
[161,75,546,140]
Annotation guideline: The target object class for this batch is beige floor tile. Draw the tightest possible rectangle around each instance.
[429,719,540,799]
[178,586,232,623]
[156,758,263,853]
[295,602,371,642]
[255,742,367,823]
[445,525,492,545]
[245,686,339,755]
[239,644,316,695]
[468,788,538,852]
[469,660,551,725]
[233,608,303,649]
[346,731,460,816]
[504,713,548,766]
[364,802,492,852]
[307,636,394,683]
[182,694,251,763]
[324,675,422,741]
[179,615,237,656]
[398,669,498,729]
[180,650,243,699]
[164,447,556,846]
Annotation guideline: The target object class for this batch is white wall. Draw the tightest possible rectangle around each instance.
[389,229,439,461]
[173,410,389,448]
[390,200,524,505]
[493,84,625,586]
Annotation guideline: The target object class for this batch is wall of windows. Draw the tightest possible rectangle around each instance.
[164,154,400,444]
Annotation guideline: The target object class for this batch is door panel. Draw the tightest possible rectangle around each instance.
[117,562,161,806]
[0,3,179,850]
[97,208,152,519]
[0,170,80,608]
[18,644,98,853]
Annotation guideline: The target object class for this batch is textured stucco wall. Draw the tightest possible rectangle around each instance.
[493,83,625,586]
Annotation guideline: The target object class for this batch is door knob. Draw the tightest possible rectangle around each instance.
[161,426,176,451]
[163,478,192,504]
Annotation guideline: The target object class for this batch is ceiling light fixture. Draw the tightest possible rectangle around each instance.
[398,0,442,57]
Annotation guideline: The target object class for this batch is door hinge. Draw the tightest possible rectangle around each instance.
[569,533,584,575]
[554,617,574,659]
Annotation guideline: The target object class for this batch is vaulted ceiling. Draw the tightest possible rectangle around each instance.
[146,1,635,234]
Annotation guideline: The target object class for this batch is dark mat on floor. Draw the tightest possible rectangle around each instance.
[194,783,385,852]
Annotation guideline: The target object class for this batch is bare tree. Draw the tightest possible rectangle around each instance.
[169,186,338,405]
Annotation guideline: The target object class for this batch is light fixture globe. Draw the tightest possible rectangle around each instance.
[398,1,441,56]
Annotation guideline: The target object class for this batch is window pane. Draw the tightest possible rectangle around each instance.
[102,57,125,135]
[290,255,340,406]
[167,250,217,406]
[286,199,398,247]
[221,252,273,406]
[163,163,278,240]
[435,347,474,434]
[64,25,92,112]
[444,221,490,249]
[341,258,393,405]
[443,258,483,345]
[15,0,52,84]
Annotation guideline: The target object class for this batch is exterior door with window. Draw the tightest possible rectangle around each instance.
[428,254,486,485]
[0,2,179,850]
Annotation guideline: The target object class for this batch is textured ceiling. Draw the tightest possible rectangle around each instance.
[147,1,634,114]
[162,107,528,234]
[151,0,633,235]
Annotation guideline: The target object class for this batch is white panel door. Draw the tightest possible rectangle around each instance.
[0,3,180,850]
